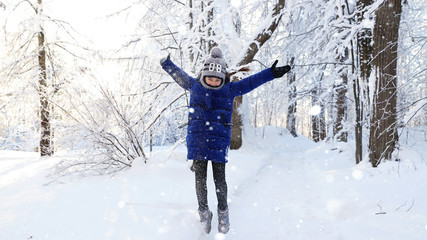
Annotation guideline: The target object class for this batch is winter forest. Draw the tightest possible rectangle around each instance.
[0,0,427,239]
[0,0,426,170]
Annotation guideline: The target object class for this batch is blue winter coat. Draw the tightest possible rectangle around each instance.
[162,59,275,163]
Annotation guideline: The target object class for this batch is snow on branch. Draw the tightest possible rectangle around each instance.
[238,0,285,66]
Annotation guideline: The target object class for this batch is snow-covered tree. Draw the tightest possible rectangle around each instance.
[368,0,403,167]
[0,0,82,155]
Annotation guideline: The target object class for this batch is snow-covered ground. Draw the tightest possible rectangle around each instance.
[1,127,426,240]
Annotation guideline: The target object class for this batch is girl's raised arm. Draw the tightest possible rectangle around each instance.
[161,56,196,90]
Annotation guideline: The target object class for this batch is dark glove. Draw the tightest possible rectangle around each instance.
[271,60,291,78]
[160,53,171,65]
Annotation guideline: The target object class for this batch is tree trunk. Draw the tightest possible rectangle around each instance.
[230,93,243,149]
[369,0,402,167]
[37,0,52,156]
[286,56,297,137]
[189,0,194,63]
[311,115,320,142]
[230,0,285,149]
[354,0,374,164]
[201,1,215,53]
[334,72,348,142]
[332,3,352,143]
[311,104,326,142]
[353,77,363,163]
[311,75,325,142]
[319,101,326,141]
[357,0,374,91]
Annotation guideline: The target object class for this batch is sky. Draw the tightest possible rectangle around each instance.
[48,0,140,49]
[0,0,135,53]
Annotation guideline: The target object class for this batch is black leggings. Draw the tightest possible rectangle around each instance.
[193,160,228,212]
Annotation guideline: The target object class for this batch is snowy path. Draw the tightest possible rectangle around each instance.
[226,134,332,239]
[1,128,427,240]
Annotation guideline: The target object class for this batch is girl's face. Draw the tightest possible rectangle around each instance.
[205,76,222,87]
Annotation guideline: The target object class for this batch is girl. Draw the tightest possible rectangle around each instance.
[160,48,290,234]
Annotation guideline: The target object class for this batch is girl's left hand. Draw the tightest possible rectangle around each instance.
[271,60,291,78]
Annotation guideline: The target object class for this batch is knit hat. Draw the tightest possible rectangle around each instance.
[200,47,228,89]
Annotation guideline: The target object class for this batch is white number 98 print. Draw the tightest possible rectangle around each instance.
[209,63,222,72]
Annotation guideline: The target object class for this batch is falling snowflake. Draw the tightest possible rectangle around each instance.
[309,105,322,116]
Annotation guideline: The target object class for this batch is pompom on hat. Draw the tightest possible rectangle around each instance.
[200,47,228,89]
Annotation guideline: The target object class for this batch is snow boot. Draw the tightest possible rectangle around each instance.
[217,208,230,234]
[199,209,213,234]
[190,161,195,172]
